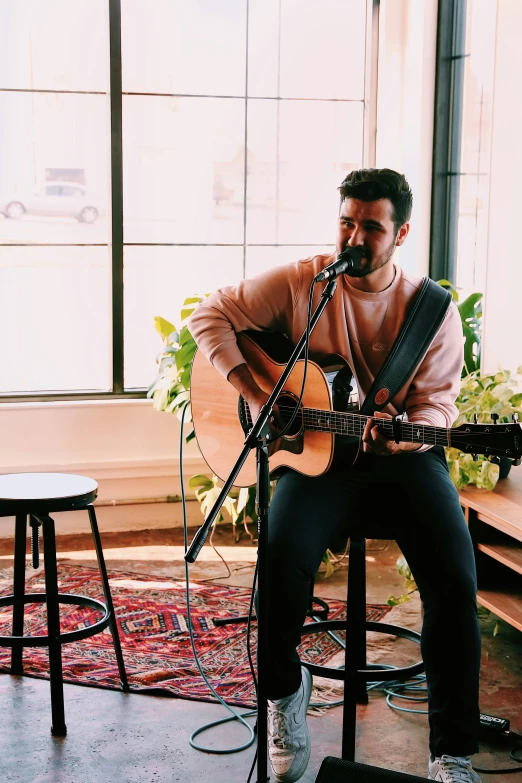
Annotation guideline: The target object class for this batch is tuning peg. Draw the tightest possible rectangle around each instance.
[513,412,520,423]
[472,454,479,461]
[513,458,521,466]
[491,413,499,424]
[473,413,478,424]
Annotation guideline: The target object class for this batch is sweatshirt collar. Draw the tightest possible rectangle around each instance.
[343,263,401,301]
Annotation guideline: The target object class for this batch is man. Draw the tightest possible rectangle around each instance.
[189,169,482,783]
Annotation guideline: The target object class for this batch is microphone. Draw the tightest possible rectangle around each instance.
[314,246,364,282]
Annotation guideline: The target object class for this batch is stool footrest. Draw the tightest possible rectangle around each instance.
[0,592,111,647]
[301,619,423,682]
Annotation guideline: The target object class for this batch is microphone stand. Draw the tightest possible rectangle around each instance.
[186,277,338,783]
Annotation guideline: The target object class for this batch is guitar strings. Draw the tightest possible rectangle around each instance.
[243,403,512,446]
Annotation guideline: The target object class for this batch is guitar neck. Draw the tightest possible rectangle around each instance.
[304,408,450,447]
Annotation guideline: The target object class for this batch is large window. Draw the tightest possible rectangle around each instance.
[430,0,497,298]
[0,0,374,398]
[455,0,497,296]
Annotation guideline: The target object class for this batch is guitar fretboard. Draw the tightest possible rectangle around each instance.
[302,408,451,447]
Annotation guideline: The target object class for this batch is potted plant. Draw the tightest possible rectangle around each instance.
[148,295,258,542]
[445,367,522,490]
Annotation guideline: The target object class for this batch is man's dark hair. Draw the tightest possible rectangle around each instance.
[338,168,413,233]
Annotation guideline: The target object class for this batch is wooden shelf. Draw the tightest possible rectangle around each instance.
[477,541,522,576]
[459,469,522,541]
[459,471,522,633]
[477,588,522,632]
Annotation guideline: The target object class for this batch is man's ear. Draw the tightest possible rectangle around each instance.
[395,222,410,246]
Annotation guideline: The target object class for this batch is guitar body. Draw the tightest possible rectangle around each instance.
[190,331,359,487]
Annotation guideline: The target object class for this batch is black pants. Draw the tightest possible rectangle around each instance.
[264,446,481,758]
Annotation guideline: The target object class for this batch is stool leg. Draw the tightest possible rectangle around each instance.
[11,514,27,674]
[342,535,369,761]
[41,515,67,736]
[348,536,369,705]
[87,506,129,690]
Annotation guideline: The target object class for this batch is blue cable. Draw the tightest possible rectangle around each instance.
[179,401,257,754]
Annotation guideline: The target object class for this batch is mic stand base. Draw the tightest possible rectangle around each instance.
[255,440,270,783]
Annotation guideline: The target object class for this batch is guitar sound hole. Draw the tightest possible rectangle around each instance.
[277,393,303,437]
[237,393,303,438]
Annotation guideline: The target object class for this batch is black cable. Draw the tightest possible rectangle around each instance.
[270,277,316,440]
[179,402,256,755]
[473,736,522,774]
[246,560,258,691]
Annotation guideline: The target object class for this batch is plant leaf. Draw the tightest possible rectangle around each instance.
[387,593,411,606]
[188,474,214,492]
[458,292,483,320]
[154,316,176,339]
[321,551,335,579]
[175,341,197,371]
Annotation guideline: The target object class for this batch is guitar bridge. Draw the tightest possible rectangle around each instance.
[238,396,251,436]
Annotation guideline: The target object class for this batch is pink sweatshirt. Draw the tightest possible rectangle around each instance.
[189,253,463,435]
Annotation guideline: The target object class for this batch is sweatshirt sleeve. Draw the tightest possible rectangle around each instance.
[404,301,463,431]
[188,261,301,379]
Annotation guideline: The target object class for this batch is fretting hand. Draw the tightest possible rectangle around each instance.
[362,411,423,455]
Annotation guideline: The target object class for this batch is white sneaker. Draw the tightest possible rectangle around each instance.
[428,755,482,783]
[267,666,313,783]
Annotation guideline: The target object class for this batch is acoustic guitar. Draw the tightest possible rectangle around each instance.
[190,330,522,488]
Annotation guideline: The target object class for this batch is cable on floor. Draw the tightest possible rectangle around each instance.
[179,402,256,755]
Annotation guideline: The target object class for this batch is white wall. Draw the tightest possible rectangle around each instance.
[0,400,207,535]
[376,0,439,279]
[481,0,522,373]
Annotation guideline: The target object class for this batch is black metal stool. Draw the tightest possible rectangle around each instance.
[302,523,424,762]
[0,472,129,736]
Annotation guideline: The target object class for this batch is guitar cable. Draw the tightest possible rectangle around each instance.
[180,281,319,765]
[180,401,257,755]
[269,277,317,441]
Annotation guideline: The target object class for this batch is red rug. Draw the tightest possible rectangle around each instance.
[0,564,391,707]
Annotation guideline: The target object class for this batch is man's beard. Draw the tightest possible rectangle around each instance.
[341,235,397,279]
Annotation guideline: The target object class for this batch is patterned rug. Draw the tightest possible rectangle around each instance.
[0,564,392,707]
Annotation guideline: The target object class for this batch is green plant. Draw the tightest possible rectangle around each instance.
[387,556,418,607]
[148,295,259,541]
[147,296,207,441]
[445,366,522,491]
[437,280,483,376]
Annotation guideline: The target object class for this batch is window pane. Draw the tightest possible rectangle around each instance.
[246,100,364,245]
[123,96,245,244]
[124,246,244,389]
[0,92,110,244]
[0,0,109,92]
[0,246,111,394]
[245,245,334,277]
[456,0,497,296]
[248,0,367,99]
[121,0,247,96]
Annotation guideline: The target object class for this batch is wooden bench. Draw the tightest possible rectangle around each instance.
[459,468,522,631]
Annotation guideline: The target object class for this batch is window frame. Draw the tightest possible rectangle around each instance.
[429,0,468,284]
[1,0,379,403]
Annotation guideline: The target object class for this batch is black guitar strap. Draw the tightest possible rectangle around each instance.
[359,278,453,415]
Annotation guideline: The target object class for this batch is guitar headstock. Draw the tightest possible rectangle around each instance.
[451,415,522,463]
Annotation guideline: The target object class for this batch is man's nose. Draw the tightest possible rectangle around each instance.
[348,227,365,247]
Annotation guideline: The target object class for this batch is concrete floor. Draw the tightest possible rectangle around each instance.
[0,525,521,783]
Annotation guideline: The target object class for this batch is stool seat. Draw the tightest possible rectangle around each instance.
[0,473,98,515]
[0,471,127,736]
